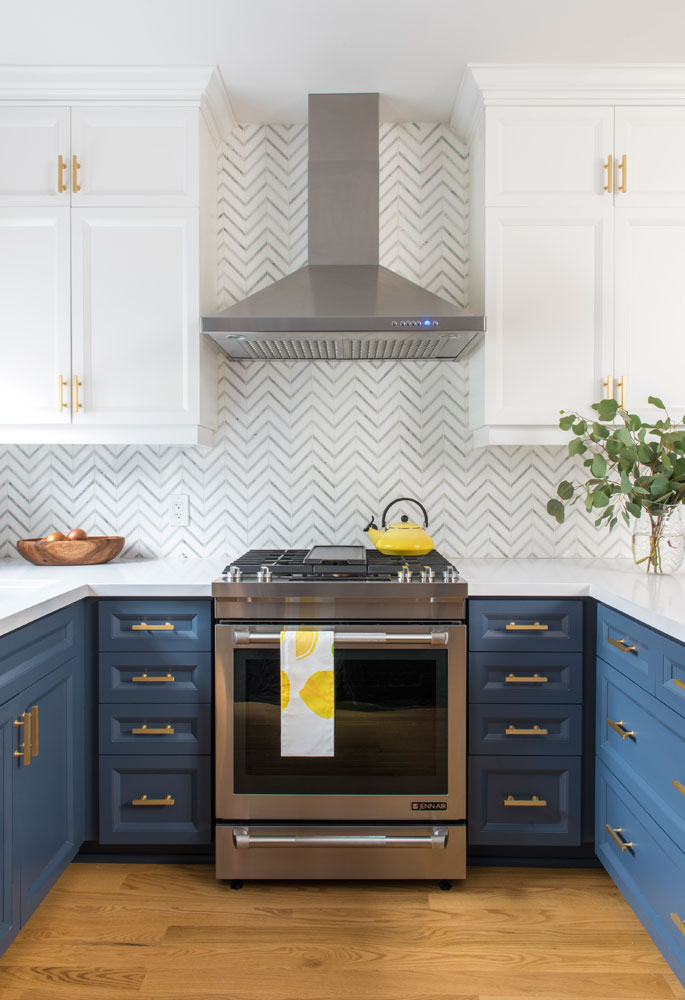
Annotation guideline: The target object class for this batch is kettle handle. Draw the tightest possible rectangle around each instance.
[381,497,429,529]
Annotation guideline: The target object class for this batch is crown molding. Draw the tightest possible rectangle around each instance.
[0,65,234,142]
[451,63,685,142]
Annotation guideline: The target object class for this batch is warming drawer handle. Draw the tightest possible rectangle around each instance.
[232,630,449,646]
[232,828,448,849]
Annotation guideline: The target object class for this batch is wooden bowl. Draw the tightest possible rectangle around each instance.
[16,536,125,566]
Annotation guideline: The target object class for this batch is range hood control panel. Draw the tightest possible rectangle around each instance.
[392,319,439,328]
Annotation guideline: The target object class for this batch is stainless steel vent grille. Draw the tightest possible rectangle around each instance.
[216,333,479,361]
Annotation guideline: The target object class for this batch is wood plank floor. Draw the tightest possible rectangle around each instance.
[0,864,683,1000]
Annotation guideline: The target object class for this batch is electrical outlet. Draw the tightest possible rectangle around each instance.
[169,494,189,527]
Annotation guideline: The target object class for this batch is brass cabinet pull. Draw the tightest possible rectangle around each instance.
[605,824,633,852]
[57,154,68,193]
[505,673,549,684]
[607,635,637,655]
[603,154,613,194]
[674,678,685,691]
[13,712,31,766]
[603,375,613,400]
[673,779,685,797]
[72,154,81,192]
[31,705,39,757]
[505,724,549,736]
[132,794,175,806]
[131,673,175,683]
[505,621,549,631]
[618,153,627,193]
[617,375,626,409]
[672,913,685,936]
[72,375,82,412]
[131,621,175,631]
[504,795,547,807]
[131,724,175,735]
[607,717,636,740]
[57,374,68,412]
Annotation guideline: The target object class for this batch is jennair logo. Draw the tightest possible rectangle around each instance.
[412,801,447,811]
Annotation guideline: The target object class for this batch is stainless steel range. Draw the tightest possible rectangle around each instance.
[212,545,467,882]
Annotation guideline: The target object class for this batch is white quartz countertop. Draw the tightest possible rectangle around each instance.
[0,555,684,643]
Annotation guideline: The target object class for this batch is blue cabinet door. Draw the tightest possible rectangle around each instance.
[15,657,82,924]
[0,702,18,953]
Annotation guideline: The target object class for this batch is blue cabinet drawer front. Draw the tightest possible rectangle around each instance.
[469,600,583,652]
[596,761,685,987]
[99,600,211,651]
[469,652,582,703]
[99,652,211,703]
[597,604,659,694]
[99,755,212,844]
[468,755,581,846]
[659,637,685,720]
[0,604,82,706]
[469,704,582,755]
[99,704,211,755]
[597,661,685,848]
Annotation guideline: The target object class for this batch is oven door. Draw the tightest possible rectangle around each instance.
[215,623,465,821]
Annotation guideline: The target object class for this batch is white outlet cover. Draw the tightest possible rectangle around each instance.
[169,494,189,527]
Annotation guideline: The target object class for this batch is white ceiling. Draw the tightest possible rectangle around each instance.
[2,0,685,122]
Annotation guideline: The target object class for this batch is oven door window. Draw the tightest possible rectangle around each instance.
[233,648,448,794]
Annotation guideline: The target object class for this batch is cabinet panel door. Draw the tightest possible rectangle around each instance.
[615,108,685,206]
[70,207,199,426]
[0,704,18,952]
[0,107,70,207]
[485,107,613,206]
[70,107,198,207]
[0,208,71,426]
[482,206,614,426]
[614,207,685,419]
[15,660,79,924]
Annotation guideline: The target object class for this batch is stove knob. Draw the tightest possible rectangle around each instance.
[232,567,242,583]
[421,566,435,583]
[257,565,272,583]
[397,565,413,583]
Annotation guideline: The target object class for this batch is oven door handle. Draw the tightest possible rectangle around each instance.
[232,827,449,849]
[231,630,449,646]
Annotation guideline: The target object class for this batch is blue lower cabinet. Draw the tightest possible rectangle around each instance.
[597,761,685,987]
[99,755,211,845]
[99,652,211,704]
[468,755,581,846]
[468,652,582,703]
[0,703,18,951]
[596,604,659,694]
[99,704,211,755]
[658,638,685,717]
[469,704,582,755]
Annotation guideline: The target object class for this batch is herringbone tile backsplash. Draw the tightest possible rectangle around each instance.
[0,123,627,562]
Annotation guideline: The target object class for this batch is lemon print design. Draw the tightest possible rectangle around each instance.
[295,631,318,659]
[280,670,290,711]
[299,670,335,719]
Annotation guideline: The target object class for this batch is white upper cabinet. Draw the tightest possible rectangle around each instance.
[0,67,231,445]
[70,107,199,206]
[485,107,613,206]
[0,108,70,207]
[614,206,685,419]
[454,66,685,446]
[70,208,199,427]
[614,108,685,205]
[0,208,70,424]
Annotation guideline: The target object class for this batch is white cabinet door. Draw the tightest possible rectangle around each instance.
[0,209,71,425]
[0,108,70,207]
[70,108,198,207]
[70,208,199,427]
[479,205,614,430]
[615,108,685,206]
[614,207,685,419]
[484,107,614,206]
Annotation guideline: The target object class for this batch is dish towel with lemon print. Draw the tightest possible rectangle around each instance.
[280,630,334,756]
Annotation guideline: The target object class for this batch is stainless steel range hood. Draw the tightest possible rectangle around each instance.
[202,94,486,361]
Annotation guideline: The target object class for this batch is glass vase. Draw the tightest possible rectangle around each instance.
[631,505,685,574]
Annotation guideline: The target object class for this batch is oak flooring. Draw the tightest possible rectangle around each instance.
[0,864,683,1000]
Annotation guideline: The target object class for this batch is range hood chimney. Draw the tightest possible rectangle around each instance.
[202,93,486,361]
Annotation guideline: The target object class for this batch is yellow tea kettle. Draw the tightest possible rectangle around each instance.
[364,497,434,557]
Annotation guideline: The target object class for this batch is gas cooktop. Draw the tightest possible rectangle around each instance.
[220,546,460,582]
